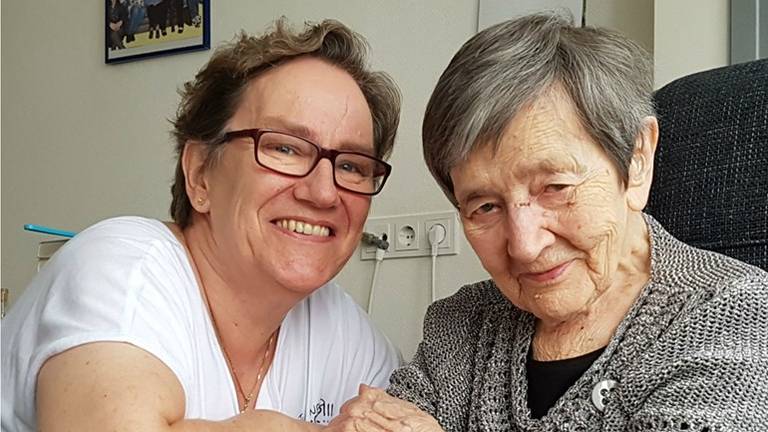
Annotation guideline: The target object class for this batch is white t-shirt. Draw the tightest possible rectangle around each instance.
[1,217,400,431]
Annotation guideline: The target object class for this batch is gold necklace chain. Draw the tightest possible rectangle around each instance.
[200,283,278,413]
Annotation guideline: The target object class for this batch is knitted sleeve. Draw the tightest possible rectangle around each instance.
[386,339,439,415]
[626,276,768,431]
[387,281,497,430]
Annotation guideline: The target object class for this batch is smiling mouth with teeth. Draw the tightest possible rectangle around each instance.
[274,219,332,237]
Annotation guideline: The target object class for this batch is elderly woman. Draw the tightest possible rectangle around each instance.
[338,14,768,432]
[1,20,401,431]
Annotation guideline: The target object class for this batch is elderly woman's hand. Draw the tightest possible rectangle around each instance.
[323,385,444,432]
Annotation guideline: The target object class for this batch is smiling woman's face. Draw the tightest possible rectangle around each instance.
[187,56,375,296]
[450,88,642,323]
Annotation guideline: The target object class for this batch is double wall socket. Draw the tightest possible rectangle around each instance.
[360,210,460,260]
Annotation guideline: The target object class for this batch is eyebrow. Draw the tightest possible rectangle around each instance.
[519,157,588,176]
[260,117,374,155]
[455,157,587,205]
[261,117,316,140]
[456,188,494,206]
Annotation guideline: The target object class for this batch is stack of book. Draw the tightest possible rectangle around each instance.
[37,239,69,271]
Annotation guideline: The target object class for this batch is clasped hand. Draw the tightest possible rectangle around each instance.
[323,385,444,432]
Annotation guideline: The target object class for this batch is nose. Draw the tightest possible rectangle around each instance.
[293,159,340,208]
[504,205,555,264]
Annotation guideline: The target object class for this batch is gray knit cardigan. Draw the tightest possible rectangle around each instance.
[388,215,768,431]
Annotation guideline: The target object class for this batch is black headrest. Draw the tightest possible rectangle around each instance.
[647,59,768,271]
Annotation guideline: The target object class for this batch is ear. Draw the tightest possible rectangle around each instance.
[626,116,659,211]
[181,141,211,213]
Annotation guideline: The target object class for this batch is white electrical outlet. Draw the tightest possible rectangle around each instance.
[425,214,456,252]
[395,221,419,251]
[360,211,460,260]
[361,222,391,257]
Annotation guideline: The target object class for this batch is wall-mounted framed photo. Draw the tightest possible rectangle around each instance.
[106,0,210,64]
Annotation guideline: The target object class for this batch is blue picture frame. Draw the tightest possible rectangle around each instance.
[106,0,210,64]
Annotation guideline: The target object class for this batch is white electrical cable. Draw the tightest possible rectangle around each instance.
[427,224,447,303]
[430,253,438,303]
[367,247,386,314]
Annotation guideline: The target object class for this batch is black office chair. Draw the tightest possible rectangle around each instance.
[646,59,768,271]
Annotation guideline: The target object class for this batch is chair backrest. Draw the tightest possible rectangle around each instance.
[646,59,768,271]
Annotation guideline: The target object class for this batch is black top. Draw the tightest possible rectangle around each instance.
[526,346,606,419]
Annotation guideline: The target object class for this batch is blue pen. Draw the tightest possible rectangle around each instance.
[24,224,77,238]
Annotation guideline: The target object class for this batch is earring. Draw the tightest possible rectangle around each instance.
[196,197,205,205]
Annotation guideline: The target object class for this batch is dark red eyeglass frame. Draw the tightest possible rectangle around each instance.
[223,128,392,196]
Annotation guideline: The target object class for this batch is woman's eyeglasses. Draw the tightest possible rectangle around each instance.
[223,128,391,196]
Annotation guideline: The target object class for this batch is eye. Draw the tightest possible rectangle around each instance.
[261,140,306,157]
[475,202,498,215]
[273,144,299,155]
[544,184,571,193]
[337,156,376,178]
[338,161,363,174]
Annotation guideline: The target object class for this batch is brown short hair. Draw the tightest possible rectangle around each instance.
[422,13,654,206]
[170,18,401,227]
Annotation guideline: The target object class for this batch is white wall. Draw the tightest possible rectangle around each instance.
[1,2,3,294]
[1,0,734,358]
[1,0,489,358]
[478,0,583,30]
[654,0,730,88]
[587,0,654,53]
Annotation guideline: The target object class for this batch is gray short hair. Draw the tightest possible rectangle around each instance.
[422,13,654,206]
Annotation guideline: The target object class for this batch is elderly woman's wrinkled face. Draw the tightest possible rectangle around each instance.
[451,89,641,323]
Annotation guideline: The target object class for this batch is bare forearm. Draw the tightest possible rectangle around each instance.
[170,410,322,432]
[37,345,325,432]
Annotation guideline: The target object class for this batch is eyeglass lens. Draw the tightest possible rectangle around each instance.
[256,131,387,194]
